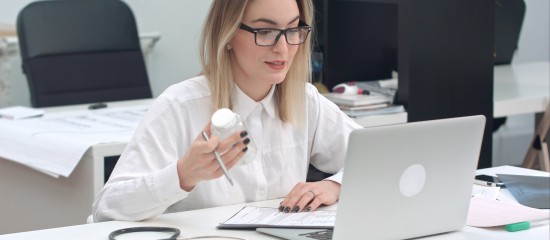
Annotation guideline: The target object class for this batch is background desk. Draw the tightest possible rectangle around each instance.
[493,61,549,118]
[0,99,150,234]
[493,61,549,168]
[0,99,405,234]
[1,166,547,240]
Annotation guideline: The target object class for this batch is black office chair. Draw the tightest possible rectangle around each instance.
[17,0,152,107]
[494,0,526,65]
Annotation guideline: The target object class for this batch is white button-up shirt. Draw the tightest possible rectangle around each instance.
[92,76,361,222]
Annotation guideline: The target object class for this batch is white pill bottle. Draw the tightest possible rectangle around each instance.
[210,108,256,165]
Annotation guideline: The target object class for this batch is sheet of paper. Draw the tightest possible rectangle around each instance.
[220,206,336,228]
[0,106,44,120]
[466,197,550,227]
[0,105,147,177]
[471,185,500,200]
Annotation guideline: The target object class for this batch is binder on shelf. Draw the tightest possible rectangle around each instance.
[337,103,389,111]
[342,105,405,118]
[322,92,392,106]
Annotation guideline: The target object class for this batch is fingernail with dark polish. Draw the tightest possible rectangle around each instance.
[240,131,248,138]
[292,206,300,213]
[283,206,290,213]
[242,147,248,152]
[305,206,312,212]
[279,205,284,212]
[243,138,250,145]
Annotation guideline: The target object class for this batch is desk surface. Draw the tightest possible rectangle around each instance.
[1,166,548,240]
[494,61,549,118]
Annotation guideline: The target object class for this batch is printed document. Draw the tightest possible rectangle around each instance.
[218,206,336,229]
[0,105,147,177]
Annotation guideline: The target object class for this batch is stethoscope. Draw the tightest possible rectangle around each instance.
[108,227,247,240]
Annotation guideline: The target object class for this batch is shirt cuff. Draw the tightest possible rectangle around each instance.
[324,169,344,184]
[152,160,188,205]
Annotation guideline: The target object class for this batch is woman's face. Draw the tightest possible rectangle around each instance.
[230,0,301,98]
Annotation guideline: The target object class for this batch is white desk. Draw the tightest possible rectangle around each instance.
[494,61,549,118]
[0,99,405,234]
[0,99,150,234]
[1,166,547,240]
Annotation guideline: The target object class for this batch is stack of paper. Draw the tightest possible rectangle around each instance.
[322,92,404,118]
[323,92,392,106]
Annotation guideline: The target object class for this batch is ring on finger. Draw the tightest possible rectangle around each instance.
[308,190,317,198]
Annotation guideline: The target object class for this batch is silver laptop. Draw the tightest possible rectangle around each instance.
[258,115,485,240]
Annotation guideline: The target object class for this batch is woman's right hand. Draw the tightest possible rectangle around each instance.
[177,123,249,191]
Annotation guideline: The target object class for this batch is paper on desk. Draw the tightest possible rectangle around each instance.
[466,197,550,227]
[218,206,336,229]
[0,105,147,177]
[0,106,44,120]
[471,185,500,200]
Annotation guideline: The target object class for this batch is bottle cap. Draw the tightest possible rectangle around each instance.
[211,108,237,129]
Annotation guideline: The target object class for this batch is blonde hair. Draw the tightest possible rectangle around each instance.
[199,0,314,126]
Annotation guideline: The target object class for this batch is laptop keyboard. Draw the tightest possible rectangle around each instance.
[299,229,334,240]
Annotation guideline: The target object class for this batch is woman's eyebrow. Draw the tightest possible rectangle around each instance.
[250,16,300,26]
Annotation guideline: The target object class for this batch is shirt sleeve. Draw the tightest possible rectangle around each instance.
[306,85,362,184]
[92,96,193,222]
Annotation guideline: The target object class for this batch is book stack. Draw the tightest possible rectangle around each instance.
[322,92,405,118]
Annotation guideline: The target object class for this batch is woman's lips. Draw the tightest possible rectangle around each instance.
[265,61,286,70]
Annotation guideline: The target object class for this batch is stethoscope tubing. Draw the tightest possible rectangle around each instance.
[108,226,247,240]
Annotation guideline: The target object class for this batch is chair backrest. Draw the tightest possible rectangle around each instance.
[494,0,526,65]
[17,0,152,107]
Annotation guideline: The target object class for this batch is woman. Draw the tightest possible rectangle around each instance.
[92,0,361,222]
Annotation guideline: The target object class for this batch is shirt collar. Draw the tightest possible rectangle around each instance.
[233,84,276,120]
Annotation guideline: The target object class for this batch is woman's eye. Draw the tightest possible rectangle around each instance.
[257,30,273,36]
[287,29,300,34]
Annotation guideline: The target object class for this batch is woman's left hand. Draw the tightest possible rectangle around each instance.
[279,180,341,213]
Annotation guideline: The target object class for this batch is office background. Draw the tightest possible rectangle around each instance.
[0,0,548,235]
[0,0,545,166]
[1,0,548,167]
[1,0,548,105]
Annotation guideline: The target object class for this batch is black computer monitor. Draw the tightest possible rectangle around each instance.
[314,0,398,90]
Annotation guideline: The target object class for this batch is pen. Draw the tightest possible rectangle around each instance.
[473,179,497,187]
[88,102,108,110]
[201,131,234,186]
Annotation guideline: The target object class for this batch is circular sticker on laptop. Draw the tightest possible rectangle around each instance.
[399,164,426,197]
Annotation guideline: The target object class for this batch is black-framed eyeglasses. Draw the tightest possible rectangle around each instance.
[239,22,312,46]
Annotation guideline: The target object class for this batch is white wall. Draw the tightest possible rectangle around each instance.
[0,0,211,106]
[513,0,550,63]
[121,0,211,96]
